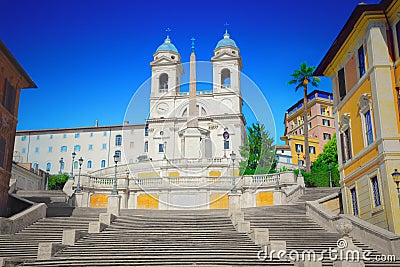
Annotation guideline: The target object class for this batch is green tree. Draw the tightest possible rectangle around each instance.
[239,123,275,175]
[288,62,320,172]
[303,134,340,187]
[48,174,69,190]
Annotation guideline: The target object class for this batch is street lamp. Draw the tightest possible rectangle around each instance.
[328,164,333,188]
[111,152,121,195]
[70,151,76,180]
[59,157,64,174]
[230,151,237,193]
[274,154,281,190]
[391,169,400,203]
[75,157,83,193]
[163,141,167,160]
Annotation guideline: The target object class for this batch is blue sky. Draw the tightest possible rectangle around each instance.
[2,0,379,144]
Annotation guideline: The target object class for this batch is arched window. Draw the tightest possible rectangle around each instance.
[87,160,92,169]
[46,162,51,172]
[32,163,39,170]
[159,73,168,92]
[74,145,81,152]
[74,161,78,169]
[221,68,231,88]
[101,160,106,168]
[115,135,122,146]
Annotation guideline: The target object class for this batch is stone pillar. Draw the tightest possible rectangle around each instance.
[107,194,121,216]
[273,189,287,205]
[74,192,84,207]
[333,219,365,267]
[228,192,242,215]
[37,243,66,260]
[127,191,136,209]
[62,229,86,246]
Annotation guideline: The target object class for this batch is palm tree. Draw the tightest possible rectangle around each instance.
[288,62,320,172]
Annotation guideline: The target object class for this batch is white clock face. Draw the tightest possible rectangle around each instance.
[156,103,169,114]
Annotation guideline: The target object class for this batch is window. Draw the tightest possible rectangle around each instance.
[115,150,121,157]
[2,79,16,114]
[74,145,81,152]
[299,160,304,166]
[299,128,303,135]
[102,144,107,150]
[63,134,67,139]
[32,163,39,170]
[46,162,51,172]
[90,132,94,137]
[144,141,148,152]
[88,144,93,151]
[74,161,78,169]
[0,137,6,168]
[159,73,169,92]
[345,128,352,160]
[320,107,326,115]
[101,160,106,168]
[36,135,40,140]
[35,147,39,153]
[87,160,92,169]
[371,176,381,207]
[323,133,331,140]
[358,45,366,77]
[60,146,67,152]
[221,68,231,88]
[322,119,330,126]
[50,134,53,139]
[22,148,26,154]
[48,146,53,153]
[308,122,311,129]
[364,110,374,145]
[350,188,359,216]
[145,126,149,136]
[115,135,122,146]
[295,144,303,153]
[21,136,26,141]
[160,131,164,136]
[103,131,107,137]
[309,146,316,154]
[224,140,230,149]
[159,143,164,153]
[75,133,80,138]
[338,68,346,100]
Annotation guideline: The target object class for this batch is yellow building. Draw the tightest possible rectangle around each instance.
[280,90,335,166]
[315,0,400,234]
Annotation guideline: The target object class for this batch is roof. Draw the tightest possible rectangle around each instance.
[315,0,394,76]
[286,90,333,113]
[0,40,37,88]
[156,36,179,53]
[215,31,238,49]
[16,123,146,135]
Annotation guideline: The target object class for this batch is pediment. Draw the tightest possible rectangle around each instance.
[211,52,239,61]
[150,56,177,66]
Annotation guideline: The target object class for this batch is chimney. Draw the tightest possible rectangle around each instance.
[95,120,99,127]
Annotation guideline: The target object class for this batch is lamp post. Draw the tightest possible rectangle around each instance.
[297,152,300,171]
[111,153,121,195]
[328,163,333,188]
[75,157,83,193]
[391,169,400,204]
[230,151,237,193]
[70,151,76,180]
[59,157,64,174]
[275,154,281,190]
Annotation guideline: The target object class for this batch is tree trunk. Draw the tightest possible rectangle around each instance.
[303,84,311,172]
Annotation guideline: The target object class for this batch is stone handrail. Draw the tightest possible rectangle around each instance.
[306,199,400,258]
[0,203,47,234]
[284,184,305,203]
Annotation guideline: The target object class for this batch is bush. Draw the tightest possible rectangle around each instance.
[48,174,70,190]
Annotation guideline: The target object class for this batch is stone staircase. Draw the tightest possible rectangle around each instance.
[0,208,103,262]
[18,209,293,266]
[295,187,339,203]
